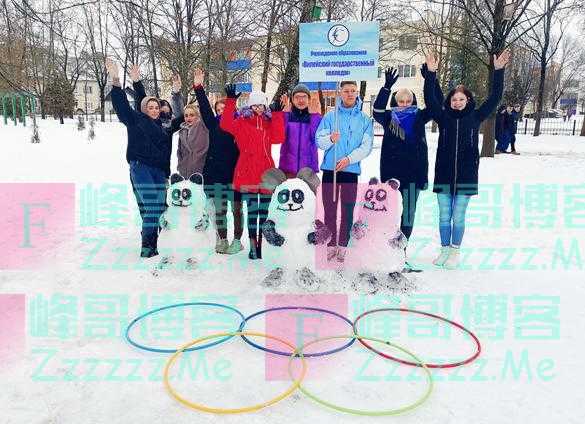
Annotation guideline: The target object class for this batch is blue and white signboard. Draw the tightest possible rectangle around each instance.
[299,21,380,82]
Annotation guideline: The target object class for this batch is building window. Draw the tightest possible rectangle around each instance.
[397,64,417,78]
[84,86,93,94]
[398,35,418,51]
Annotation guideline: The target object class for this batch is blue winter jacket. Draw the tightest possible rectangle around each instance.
[316,97,373,175]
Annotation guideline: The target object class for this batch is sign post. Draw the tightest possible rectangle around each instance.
[299,21,379,202]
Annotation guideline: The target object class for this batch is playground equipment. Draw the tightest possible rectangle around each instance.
[1,92,37,126]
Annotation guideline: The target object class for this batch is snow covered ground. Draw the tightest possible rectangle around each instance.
[0,117,584,423]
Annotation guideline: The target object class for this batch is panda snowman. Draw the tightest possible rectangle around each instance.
[260,167,331,290]
[345,177,409,293]
[152,172,213,275]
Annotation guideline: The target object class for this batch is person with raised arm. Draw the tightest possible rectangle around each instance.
[423,50,510,269]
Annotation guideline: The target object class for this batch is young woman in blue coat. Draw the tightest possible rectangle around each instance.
[423,51,510,269]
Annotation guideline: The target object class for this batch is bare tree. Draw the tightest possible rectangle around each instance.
[521,0,574,136]
[549,35,585,109]
[82,1,109,121]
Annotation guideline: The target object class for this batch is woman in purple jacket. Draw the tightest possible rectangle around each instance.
[279,84,322,178]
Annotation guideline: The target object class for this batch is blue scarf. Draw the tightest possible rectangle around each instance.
[389,106,418,142]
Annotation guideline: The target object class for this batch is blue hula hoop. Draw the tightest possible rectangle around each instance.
[125,302,245,353]
[239,306,356,357]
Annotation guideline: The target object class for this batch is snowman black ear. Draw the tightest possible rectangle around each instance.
[296,167,320,194]
[368,177,379,185]
[261,168,287,192]
[170,173,184,185]
[189,173,204,185]
[388,178,400,190]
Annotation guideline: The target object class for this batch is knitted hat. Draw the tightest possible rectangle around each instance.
[140,96,160,114]
[291,84,311,98]
[246,91,269,107]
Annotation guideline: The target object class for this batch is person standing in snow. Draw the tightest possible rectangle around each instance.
[495,105,510,154]
[191,69,243,255]
[373,65,444,271]
[316,80,374,264]
[278,84,322,178]
[507,104,521,155]
[423,50,510,269]
[106,59,184,258]
[220,85,286,260]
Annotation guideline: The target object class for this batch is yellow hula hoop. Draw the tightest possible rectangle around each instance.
[163,331,307,414]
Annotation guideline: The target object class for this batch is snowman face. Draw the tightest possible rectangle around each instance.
[364,187,388,212]
[169,183,193,207]
[277,187,305,212]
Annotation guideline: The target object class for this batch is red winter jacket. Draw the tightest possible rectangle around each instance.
[220,98,285,194]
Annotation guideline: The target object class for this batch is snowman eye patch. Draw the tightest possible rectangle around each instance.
[292,189,304,204]
[182,189,192,200]
[278,189,290,204]
[375,189,387,202]
[365,189,374,201]
[172,189,181,201]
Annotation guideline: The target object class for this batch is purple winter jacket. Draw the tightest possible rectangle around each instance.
[278,110,321,175]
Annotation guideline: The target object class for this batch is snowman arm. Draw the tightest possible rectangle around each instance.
[194,212,210,231]
[308,219,331,245]
[159,212,169,230]
[262,220,285,247]
[388,230,408,249]
[351,220,368,240]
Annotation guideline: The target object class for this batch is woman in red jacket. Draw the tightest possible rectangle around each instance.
[220,85,286,259]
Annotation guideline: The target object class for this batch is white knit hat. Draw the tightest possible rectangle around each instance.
[247,91,269,107]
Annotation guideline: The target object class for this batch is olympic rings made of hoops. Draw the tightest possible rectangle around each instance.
[287,334,433,416]
[164,331,307,414]
[239,306,356,357]
[125,302,245,353]
[353,308,481,369]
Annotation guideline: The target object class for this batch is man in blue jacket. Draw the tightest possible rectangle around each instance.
[316,81,373,263]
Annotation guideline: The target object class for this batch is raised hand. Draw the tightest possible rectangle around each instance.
[494,49,511,70]
[105,58,119,78]
[425,54,438,73]
[193,68,204,87]
[171,74,182,93]
[308,95,321,114]
[129,64,140,82]
[224,84,241,99]
[280,94,291,112]
[384,67,399,89]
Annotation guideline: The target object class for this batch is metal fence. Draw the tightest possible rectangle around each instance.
[516,117,583,136]
[373,117,584,137]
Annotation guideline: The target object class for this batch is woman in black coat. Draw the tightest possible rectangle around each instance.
[373,65,444,249]
[106,59,184,258]
[192,69,243,255]
[423,51,510,269]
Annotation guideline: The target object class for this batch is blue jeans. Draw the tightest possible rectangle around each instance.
[129,160,167,243]
[437,193,471,247]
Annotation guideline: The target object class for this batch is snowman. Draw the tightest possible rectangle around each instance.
[345,177,409,293]
[153,173,213,275]
[260,167,331,290]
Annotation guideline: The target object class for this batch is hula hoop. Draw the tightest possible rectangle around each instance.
[353,308,481,369]
[239,306,356,357]
[125,302,245,353]
[288,334,433,416]
[164,331,307,414]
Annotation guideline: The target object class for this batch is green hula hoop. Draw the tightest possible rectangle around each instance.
[287,334,433,416]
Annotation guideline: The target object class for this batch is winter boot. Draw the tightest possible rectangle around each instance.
[444,245,461,269]
[336,246,347,263]
[215,239,229,254]
[226,239,244,255]
[248,237,259,260]
[495,149,503,154]
[327,246,338,262]
[432,246,451,266]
